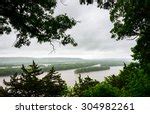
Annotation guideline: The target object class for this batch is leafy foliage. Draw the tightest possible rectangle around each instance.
[71,75,99,96]
[0,0,77,48]
[110,0,150,65]
[70,74,119,97]
[108,0,150,96]
[2,61,67,97]
[110,0,150,39]
[105,63,150,96]
[105,63,140,89]
[83,82,120,97]
[79,0,115,9]
[80,0,150,66]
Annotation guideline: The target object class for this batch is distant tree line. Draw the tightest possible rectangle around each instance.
[74,66,110,74]
[0,60,125,76]
[0,62,150,97]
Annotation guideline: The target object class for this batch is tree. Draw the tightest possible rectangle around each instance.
[110,0,150,65]
[71,75,99,96]
[0,0,77,48]
[79,0,150,97]
[82,0,150,65]
[105,63,150,96]
[108,0,150,96]
[41,67,68,97]
[80,0,150,71]
[3,61,68,97]
[83,82,120,97]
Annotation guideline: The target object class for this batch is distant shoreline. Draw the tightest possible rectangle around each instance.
[74,66,110,74]
[0,57,128,77]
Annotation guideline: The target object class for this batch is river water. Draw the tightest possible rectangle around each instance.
[0,66,123,87]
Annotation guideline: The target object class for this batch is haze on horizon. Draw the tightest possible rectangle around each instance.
[0,0,136,59]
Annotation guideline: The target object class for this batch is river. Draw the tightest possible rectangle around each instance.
[0,66,123,87]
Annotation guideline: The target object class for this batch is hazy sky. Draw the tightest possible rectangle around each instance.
[0,0,136,59]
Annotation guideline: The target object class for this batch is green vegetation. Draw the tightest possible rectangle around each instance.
[0,61,150,97]
[0,62,67,97]
[0,0,149,97]
[0,62,97,76]
[0,58,127,76]
[44,62,99,71]
[74,66,110,74]
[0,57,128,67]
[69,75,99,97]
[78,0,150,97]
[0,68,22,76]
[1,0,77,47]
[79,0,115,9]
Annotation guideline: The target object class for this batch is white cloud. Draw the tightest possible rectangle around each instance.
[0,0,136,59]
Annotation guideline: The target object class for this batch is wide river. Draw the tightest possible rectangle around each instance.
[0,66,123,87]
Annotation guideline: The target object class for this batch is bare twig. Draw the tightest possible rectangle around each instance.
[127,36,138,40]
[49,41,56,53]
[60,0,67,6]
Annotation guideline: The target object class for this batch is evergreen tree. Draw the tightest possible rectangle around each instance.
[42,67,68,97]
[72,75,99,96]
[3,61,67,97]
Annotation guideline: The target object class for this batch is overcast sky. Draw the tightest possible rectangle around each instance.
[0,0,136,59]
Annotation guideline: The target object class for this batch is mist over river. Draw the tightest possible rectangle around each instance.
[0,66,123,87]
